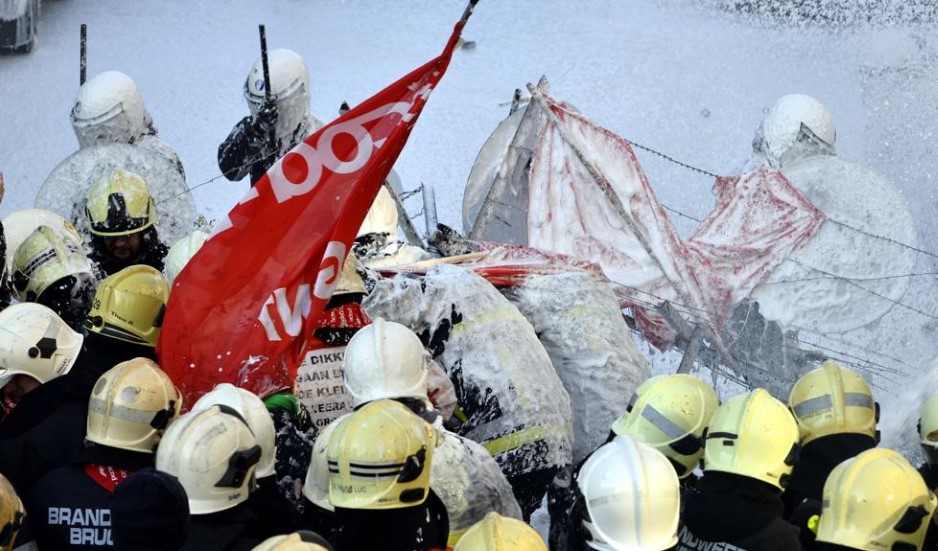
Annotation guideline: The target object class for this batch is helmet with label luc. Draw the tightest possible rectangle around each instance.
[327,400,436,510]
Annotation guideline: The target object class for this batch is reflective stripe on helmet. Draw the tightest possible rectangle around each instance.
[794,392,874,418]
[641,405,687,440]
[88,398,161,425]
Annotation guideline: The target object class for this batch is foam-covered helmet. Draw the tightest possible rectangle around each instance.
[244,49,310,115]
[327,400,436,510]
[816,448,937,551]
[85,168,157,237]
[334,252,364,296]
[704,388,800,489]
[0,474,24,551]
[0,303,83,389]
[11,224,95,303]
[84,265,170,347]
[71,70,154,148]
[163,228,209,286]
[611,374,720,479]
[302,417,341,512]
[453,512,547,551]
[193,384,277,478]
[342,318,428,407]
[918,391,938,466]
[357,186,399,238]
[155,405,261,515]
[251,531,334,551]
[577,435,680,551]
[752,94,836,169]
[789,360,878,446]
[86,358,181,453]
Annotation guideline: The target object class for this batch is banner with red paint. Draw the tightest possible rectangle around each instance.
[158,12,471,405]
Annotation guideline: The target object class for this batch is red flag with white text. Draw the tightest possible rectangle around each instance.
[157,13,470,406]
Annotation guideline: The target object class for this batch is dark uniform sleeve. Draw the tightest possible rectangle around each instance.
[217,116,271,183]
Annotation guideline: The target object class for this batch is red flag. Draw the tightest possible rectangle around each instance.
[158,10,472,406]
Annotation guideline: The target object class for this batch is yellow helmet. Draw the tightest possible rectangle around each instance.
[610,374,720,479]
[86,358,181,453]
[85,168,157,237]
[816,448,937,551]
[11,224,94,302]
[327,400,436,510]
[0,474,24,551]
[453,512,547,551]
[84,265,169,347]
[251,531,334,551]
[919,392,938,466]
[788,360,878,445]
[704,388,800,489]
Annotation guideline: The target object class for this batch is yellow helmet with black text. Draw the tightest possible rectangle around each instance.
[327,400,436,510]
[704,388,800,489]
[84,265,169,347]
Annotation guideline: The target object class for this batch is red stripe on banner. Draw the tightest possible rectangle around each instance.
[159,15,468,407]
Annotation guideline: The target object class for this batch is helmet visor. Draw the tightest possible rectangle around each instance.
[71,103,136,149]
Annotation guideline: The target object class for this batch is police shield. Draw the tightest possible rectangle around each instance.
[35,143,197,246]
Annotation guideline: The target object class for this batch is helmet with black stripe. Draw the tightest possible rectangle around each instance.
[704,388,800,489]
[327,400,437,510]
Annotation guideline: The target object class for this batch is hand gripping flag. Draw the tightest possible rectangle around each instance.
[158,2,478,406]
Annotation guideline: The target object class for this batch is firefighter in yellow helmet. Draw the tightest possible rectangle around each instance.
[0,265,170,491]
[783,361,878,520]
[677,389,802,551]
[10,223,97,331]
[549,374,718,549]
[0,474,24,551]
[326,400,449,551]
[454,512,547,551]
[84,167,169,276]
[252,531,335,551]
[816,448,937,551]
[23,358,180,550]
[917,391,938,491]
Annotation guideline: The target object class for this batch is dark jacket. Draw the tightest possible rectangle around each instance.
[184,502,264,551]
[781,433,876,518]
[246,476,301,539]
[679,472,803,551]
[331,490,449,551]
[22,445,153,550]
[0,335,156,491]
[89,226,169,277]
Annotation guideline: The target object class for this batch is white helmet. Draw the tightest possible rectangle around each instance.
[155,406,261,515]
[192,383,277,478]
[0,303,84,389]
[302,417,342,512]
[86,358,181,453]
[577,435,680,551]
[753,94,836,169]
[243,48,312,146]
[341,318,429,407]
[164,228,210,286]
[70,71,154,148]
[357,186,399,238]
